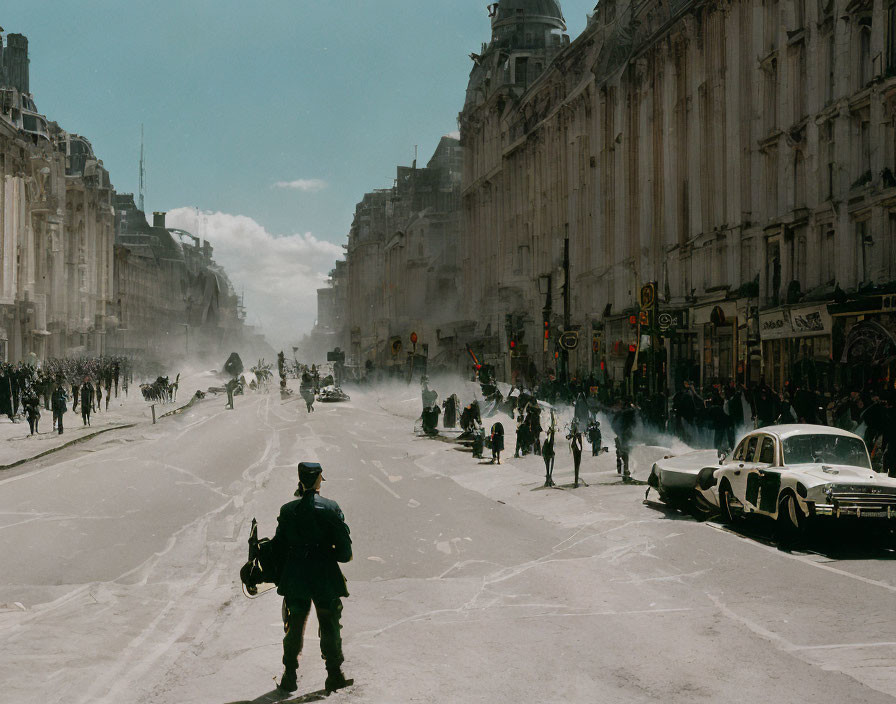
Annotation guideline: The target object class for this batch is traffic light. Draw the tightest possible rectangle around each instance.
[509,338,517,351]
[628,314,638,329]
[543,318,550,340]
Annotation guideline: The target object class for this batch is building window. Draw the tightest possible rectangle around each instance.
[888,0,896,72]
[792,43,807,120]
[820,120,836,199]
[858,20,872,88]
[826,31,836,103]
[794,150,806,207]
[767,237,782,305]
[793,0,806,28]
[765,146,779,217]
[764,59,778,133]
[856,219,873,283]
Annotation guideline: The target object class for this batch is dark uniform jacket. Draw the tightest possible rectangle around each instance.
[273,492,352,601]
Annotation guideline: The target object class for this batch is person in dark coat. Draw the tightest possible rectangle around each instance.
[514,414,530,457]
[22,387,40,435]
[80,378,94,426]
[528,405,543,456]
[490,422,504,464]
[52,383,68,435]
[587,420,602,456]
[271,462,352,694]
[442,394,458,429]
[542,413,556,487]
[568,420,585,488]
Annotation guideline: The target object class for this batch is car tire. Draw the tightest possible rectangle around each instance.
[777,493,807,547]
[719,481,739,524]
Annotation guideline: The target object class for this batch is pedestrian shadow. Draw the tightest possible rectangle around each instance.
[222,686,328,704]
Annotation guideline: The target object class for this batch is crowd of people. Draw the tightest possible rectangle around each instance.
[415,362,896,479]
[0,356,137,435]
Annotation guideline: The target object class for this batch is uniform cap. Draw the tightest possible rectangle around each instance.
[298,461,325,487]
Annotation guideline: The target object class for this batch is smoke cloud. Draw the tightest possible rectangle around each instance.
[272,179,328,192]
[166,208,342,351]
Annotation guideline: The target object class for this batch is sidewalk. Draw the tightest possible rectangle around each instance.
[0,370,222,468]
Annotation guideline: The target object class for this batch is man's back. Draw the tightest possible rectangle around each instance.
[274,492,352,601]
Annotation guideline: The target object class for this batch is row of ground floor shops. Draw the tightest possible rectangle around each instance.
[350,292,896,396]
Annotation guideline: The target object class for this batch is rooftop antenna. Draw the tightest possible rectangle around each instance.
[138,124,146,213]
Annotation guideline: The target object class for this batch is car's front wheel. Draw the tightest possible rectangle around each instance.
[777,492,807,547]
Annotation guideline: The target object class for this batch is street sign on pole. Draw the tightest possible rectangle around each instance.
[559,330,579,351]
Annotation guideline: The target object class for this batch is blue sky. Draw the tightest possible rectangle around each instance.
[4,1,593,344]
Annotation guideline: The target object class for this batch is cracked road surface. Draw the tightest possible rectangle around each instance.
[1,384,894,703]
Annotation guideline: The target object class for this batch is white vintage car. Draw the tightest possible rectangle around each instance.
[711,425,896,534]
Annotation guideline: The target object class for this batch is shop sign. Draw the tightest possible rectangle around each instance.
[790,305,831,337]
[759,310,791,340]
[657,309,688,335]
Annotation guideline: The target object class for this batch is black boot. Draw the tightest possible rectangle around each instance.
[277,668,297,693]
[325,667,350,694]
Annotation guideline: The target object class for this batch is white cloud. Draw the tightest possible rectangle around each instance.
[272,178,328,192]
[166,208,343,350]
[445,130,460,140]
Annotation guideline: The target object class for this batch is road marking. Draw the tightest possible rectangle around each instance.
[369,474,400,499]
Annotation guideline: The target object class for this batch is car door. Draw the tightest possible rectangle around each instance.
[744,434,783,515]
[726,434,760,503]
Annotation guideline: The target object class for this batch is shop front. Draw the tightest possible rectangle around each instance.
[759,304,833,392]
[831,295,896,390]
[693,301,739,388]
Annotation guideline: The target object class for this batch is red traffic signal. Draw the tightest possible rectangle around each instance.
[600,360,606,370]
[628,314,638,327]
[410,332,418,345]
[629,343,637,353]
[543,320,550,340]
[509,339,517,350]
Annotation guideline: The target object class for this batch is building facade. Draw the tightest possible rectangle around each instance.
[0,33,115,361]
[338,136,467,372]
[456,0,896,393]
[110,197,247,359]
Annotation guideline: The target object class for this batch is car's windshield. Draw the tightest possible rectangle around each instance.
[782,434,870,469]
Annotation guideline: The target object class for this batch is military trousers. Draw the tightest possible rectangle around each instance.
[282,595,344,671]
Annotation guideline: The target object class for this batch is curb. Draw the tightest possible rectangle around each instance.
[0,424,137,471]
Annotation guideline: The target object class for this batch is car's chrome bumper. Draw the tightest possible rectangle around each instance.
[811,503,896,519]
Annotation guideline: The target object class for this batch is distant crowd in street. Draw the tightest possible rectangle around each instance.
[410,360,896,479]
[0,356,136,436]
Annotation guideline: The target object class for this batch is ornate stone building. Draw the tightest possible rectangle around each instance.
[110,198,247,359]
[1,33,115,361]
[459,0,896,392]
[339,137,466,372]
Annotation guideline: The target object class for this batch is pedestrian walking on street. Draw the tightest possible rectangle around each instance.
[23,387,40,436]
[52,383,68,435]
[270,462,352,694]
[568,420,584,488]
[587,420,602,456]
[80,378,94,426]
[489,422,504,464]
[542,426,555,487]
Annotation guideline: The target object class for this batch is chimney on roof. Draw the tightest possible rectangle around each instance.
[153,211,166,229]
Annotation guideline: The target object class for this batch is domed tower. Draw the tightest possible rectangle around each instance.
[489,0,567,50]
[464,1,569,110]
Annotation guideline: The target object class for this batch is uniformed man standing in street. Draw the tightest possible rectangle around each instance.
[271,462,352,694]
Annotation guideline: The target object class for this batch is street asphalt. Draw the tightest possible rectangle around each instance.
[0,380,893,704]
